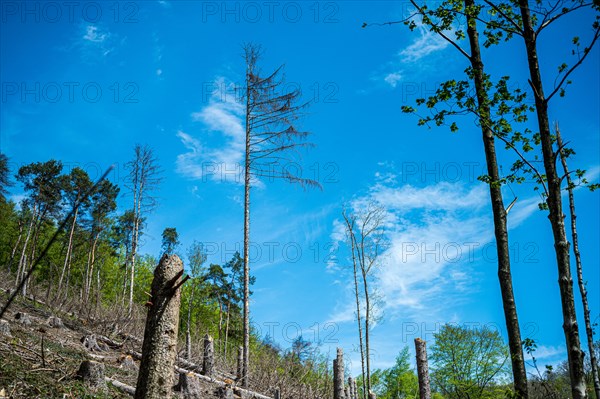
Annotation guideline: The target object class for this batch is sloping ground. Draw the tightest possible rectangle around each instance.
[0,295,252,399]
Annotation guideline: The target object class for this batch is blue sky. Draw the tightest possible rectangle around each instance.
[1,1,599,375]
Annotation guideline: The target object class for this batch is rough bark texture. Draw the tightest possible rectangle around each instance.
[557,127,600,399]
[134,254,184,399]
[242,62,252,389]
[77,360,106,391]
[517,2,587,398]
[0,320,11,336]
[414,338,431,399]
[463,1,529,396]
[174,372,202,399]
[236,345,243,382]
[202,333,214,377]
[334,348,346,399]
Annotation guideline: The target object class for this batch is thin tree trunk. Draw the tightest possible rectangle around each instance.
[242,65,252,389]
[7,220,23,273]
[463,1,529,396]
[518,3,587,398]
[186,285,195,360]
[58,206,78,295]
[16,208,35,292]
[224,301,231,358]
[361,267,371,396]
[354,265,366,399]
[556,126,600,399]
[85,234,100,302]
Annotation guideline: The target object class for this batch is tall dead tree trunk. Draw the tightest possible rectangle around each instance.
[556,126,600,399]
[415,338,431,399]
[518,3,587,398]
[343,211,367,399]
[134,254,186,399]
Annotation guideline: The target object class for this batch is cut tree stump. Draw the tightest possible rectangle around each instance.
[333,347,345,399]
[134,254,186,399]
[77,360,106,391]
[118,354,138,370]
[81,334,108,352]
[174,372,202,399]
[14,312,32,325]
[0,320,10,336]
[202,334,214,377]
[415,338,432,399]
[47,316,63,328]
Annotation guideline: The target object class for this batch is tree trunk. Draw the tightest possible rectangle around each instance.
[16,208,35,292]
[333,347,346,399]
[242,66,252,389]
[463,1,529,397]
[202,333,214,378]
[186,284,195,361]
[343,213,367,399]
[85,235,100,303]
[58,206,78,296]
[361,268,371,396]
[415,338,431,399]
[518,3,587,398]
[7,220,23,273]
[556,126,600,399]
[135,254,184,399]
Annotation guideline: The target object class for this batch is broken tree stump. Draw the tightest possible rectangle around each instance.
[77,360,106,391]
[0,320,10,336]
[415,338,432,399]
[333,347,345,399]
[14,312,31,325]
[174,372,202,399]
[202,333,214,377]
[134,254,186,399]
[47,316,63,328]
[81,334,108,352]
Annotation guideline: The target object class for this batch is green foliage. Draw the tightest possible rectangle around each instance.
[0,153,11,201]
[368,346,419,399]
[430,324,510,399]
[160,227,180,255]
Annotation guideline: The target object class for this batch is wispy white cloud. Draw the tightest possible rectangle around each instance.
[378,20,454,88]
[176,77,245,183]
[384,72,402,88]
[83,25,108,43]
[399,25,450,63]
[79,24,115,59]
[329,176,491,323]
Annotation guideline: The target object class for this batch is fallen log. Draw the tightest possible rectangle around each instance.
[106,377,136,396]
[125,350,271,399]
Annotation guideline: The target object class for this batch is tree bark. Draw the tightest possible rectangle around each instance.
[556,126,600,399]
[518,2,587,398]
[415,338,431,399]
[58,206,78,297]
[463,1,529,396]
[242,64,252,389]
[202,333,214,378]
[134,254,184,399]
[333,347,346,399]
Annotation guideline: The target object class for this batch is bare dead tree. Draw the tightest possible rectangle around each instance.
[125,144,162,314]
[342,202,386,397]
[240,43,320,387]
